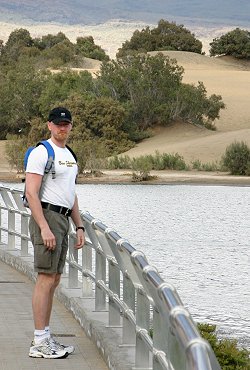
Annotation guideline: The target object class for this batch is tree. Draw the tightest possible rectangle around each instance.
[75,36,109,61]
[97,53,224,131]
[43,39,75,65]
[117,19,203,58]
[1,28,33,63]
[65,94,132,154]
[210,28,250,59]
[38,70,95,116]
[33,32,69,50]
[0,59,45,138]
[172,82,225,128]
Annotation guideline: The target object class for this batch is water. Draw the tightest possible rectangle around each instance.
[76,183,250,349]
[2,182,250,349]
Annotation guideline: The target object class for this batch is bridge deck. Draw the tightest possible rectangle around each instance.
[0,260,108,370]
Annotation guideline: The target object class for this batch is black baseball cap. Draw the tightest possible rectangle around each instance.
[48,107,72,124]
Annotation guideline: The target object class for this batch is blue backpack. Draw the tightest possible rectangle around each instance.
[22,140,77,207]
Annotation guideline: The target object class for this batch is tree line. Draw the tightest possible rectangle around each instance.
[2,19,247,172]
[116,20,250,59]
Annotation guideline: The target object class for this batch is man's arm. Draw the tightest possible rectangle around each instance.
[70,195,85,249]
[25,172,56,250]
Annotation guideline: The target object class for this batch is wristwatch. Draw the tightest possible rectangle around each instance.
[76,226,85,232]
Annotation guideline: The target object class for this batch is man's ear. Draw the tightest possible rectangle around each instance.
[47,121,52,131]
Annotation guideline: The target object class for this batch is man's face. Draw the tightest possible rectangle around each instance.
[48,121,72,141]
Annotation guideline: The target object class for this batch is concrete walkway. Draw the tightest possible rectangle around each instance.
[0,260,108,370]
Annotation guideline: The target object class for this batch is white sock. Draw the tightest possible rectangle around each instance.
[34,329,50,344]
[45,326,50,336]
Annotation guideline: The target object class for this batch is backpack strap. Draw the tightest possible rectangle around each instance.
[66,144,77,163]
[22,140,55,207]
[37,140,56,179]
[24,146,35,171]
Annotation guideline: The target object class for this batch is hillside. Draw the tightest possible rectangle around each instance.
[124,52,250,164]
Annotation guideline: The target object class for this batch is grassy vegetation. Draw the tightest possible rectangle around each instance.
[106,151,224,173]
[149,323,250,369]
[107,151,189,171]
[198,323,250,370]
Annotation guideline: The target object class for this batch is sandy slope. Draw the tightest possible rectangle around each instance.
[124,51,250,163]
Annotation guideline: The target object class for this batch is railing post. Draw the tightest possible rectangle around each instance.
[108,259,121,326]
[152,308,165,370]
[8,209,15,249]
[123,273,135,312]
[68,233,79,288]
[121,273,136,345]
[95,248,106,311]
[135,288,151,369]
[0,187,16,249]
[21,213,29,255]
[82,242,93,297]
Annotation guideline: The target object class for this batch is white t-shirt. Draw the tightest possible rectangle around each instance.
[26,139,78,209]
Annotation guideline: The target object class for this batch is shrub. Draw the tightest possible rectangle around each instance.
[161,152,188,170]
[210,28,250,59]
[198,323,250,369]
[107,155,132,169]
[222,141,250,175]
[192,159,221,171]
[5,135,29,172]
[107,152,189,171]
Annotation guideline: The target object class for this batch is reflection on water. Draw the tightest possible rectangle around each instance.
[2,182,250,349]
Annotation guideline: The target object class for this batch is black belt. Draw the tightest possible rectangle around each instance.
[41,202,72,217]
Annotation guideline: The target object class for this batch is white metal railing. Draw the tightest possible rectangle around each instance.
[0,185,221,370]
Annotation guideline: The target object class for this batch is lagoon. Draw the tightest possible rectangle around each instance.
[76,183,250,349]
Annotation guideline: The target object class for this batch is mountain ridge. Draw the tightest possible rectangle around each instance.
[0,0,249,26]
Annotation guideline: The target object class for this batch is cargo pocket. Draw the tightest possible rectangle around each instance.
[34,243,52,270]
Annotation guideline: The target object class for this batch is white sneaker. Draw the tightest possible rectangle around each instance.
[50,336,75,354]
[29,338,68,359]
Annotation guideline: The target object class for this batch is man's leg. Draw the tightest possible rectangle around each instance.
[45,273,61,327]
[32,272,57,330]
[29,272,67,358]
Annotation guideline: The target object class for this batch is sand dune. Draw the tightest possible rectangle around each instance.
[125,51,250,163]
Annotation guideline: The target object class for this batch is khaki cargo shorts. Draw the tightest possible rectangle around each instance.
[29,209,70,274]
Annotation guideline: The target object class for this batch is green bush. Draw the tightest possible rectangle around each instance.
[192,159,221,171]
[107,152,189,171]
[222,141,250,175]
[5,135,29,172]
[107,155,132,169]
[160,152,188,170]
[198,323,250,369]
[107,152,188,171]
[210,28,250,59]
[117,19,203,58]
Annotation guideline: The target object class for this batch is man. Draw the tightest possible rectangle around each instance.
[25,107,85,359]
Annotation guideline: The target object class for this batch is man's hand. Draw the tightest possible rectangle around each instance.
[75,229,85,249]
[41,226,56,250]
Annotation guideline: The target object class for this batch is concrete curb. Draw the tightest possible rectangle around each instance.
[0,246,134,370]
